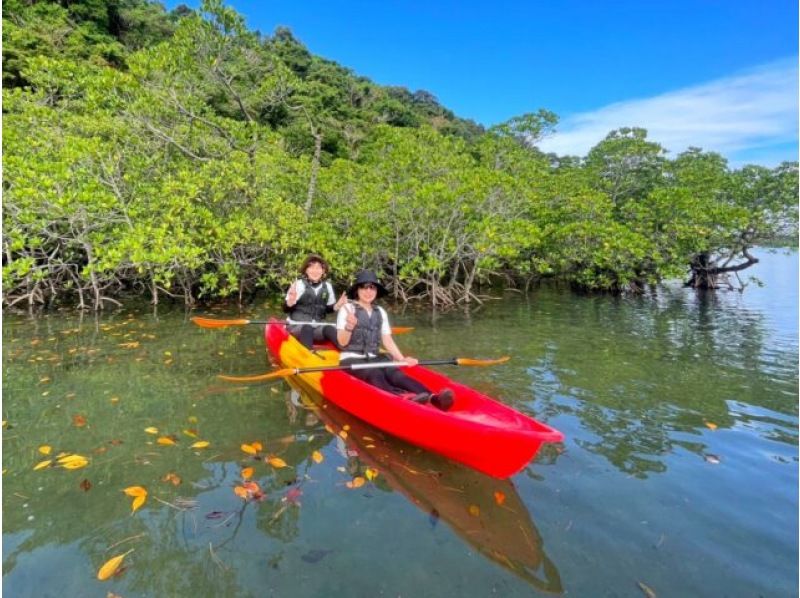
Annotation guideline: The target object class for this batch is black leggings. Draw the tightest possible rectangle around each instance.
[290,324,340,350]
[340,355,429,396]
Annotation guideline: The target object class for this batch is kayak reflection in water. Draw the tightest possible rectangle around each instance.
[337,270,454,411]
[283,253,348,349]
[291,380,563,594]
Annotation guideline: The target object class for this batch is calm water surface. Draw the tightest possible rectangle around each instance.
[3,249,797,597]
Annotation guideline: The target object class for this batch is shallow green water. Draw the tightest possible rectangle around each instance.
[3,249,797,597]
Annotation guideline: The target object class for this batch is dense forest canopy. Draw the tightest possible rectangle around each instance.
[3,0,797,310]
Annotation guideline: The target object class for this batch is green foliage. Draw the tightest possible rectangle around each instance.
[3,0,797,308]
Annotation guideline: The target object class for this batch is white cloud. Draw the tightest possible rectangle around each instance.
[538,58,799,167]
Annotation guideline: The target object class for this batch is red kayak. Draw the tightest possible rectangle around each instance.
[265,319,563,478]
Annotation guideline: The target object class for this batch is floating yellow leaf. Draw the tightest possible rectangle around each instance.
[33,459,52,471]
[118,341,140,349]
[131,493,147,513]
[346,476,366,489]
[97,549,134,581]
[364,467,378,481]
[362,436,374,442]
[164,351,172,357]
[241,467,254,480]
[233,486,249,499]
[144,427,159,435]
[57,454,87,464]
[123,486,147,497]
[312,450,324,464]
[38,445,52,455]
[343,425,350,431]
[494,491,506,506]
[157,437,176,446]
[266,456,287,468]
[705,422,718,431]
[61,458,89,470]
[39,377,51,383]
[188,416,198,424]
[2,421,6,428]
[468,505,480,517]
[251,441,263,452]
[241,444,257,455]
[183,429,198,438]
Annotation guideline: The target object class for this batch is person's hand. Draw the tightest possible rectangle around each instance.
[286,282,298,307]
[403,356,419,366]
[345,307,357,331]
[334,291,347,311]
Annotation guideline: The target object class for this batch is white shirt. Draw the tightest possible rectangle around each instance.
[336,303,391,359]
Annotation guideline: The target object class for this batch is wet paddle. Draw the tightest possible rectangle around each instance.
[218,356,511,383]
[191,316,414,335]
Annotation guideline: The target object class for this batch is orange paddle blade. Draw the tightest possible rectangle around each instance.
[391,326,415,334]
[218,368,295,382]
[191,317,251,329]
[455,356,511,367]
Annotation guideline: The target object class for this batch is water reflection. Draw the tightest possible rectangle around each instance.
[516,281,798,479]
[286,378,564,594]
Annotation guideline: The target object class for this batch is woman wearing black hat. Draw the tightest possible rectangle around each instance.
[284,254,347,349]
[336,270,453,411]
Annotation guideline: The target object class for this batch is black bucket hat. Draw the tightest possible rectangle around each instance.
[346,270,388,299]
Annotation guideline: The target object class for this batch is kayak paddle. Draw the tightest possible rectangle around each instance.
[191,316,414,335]
[219,356,511,383]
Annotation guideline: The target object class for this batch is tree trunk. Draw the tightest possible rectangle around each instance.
[304,131,322,215]
[687,249,759,289]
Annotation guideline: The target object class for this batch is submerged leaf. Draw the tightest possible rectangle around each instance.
[364,467,378,481]
[346,476,365,489]
[144,427,159,435]
[637,581,657,598]
[183,429,198,438]
[705,421,718,431]
[72,415,87,427]
[97,549,134,581]
[233,486,249,500]
[161,472,181,486]
[241,467,254,480]
[494,491,506,506]
[468,505,480,517]
[80,478,92,492]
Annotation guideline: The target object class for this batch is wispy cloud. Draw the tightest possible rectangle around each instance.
[539,58,799,167]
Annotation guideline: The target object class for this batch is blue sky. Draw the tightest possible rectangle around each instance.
[168,1,798,166]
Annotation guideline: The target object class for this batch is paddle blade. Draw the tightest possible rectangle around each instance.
[218,368,295,383]
[191,317,251,329]
[391,326,415,335]
[455,356,511,367]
